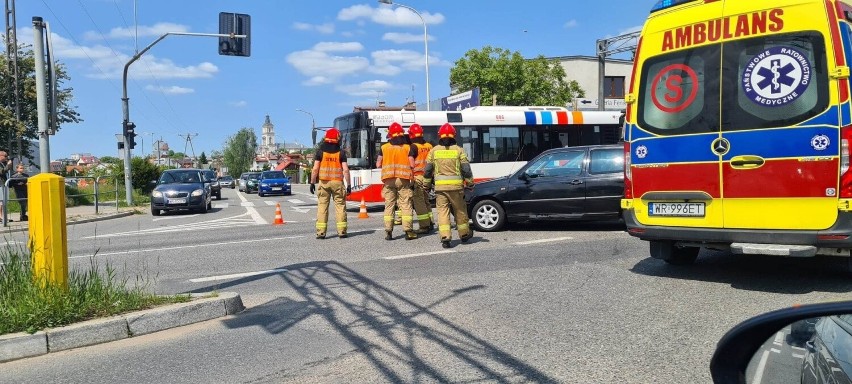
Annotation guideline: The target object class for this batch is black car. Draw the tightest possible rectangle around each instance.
[202,169,221,200]
[464,144,624,231]
[244,172,260,194]
[150,168,212,216]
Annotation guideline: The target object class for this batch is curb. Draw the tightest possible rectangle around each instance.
[0,211,136,234]
[0,292,244,363]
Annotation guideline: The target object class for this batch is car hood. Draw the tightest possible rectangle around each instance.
[474,175,510,189]
[261,178,290,183]
[154,183,204,193]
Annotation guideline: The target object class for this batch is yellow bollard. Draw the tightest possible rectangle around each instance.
[28,173,67,289]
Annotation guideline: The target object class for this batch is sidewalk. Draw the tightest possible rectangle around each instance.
[0,204,138,234]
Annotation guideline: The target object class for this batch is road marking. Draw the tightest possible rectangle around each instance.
[750,350,770,384]
[189,268,289,283]
[70,235,304,259]
[212,203,228,209]
[240,202,256,207]
[236,189,267,224]
[85,213,260,238]
[384,250,456,260]
[153,214,199,222]
[513,237,573,245]
[288,198,307,205]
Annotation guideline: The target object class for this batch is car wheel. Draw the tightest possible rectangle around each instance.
[649,240,699,265]
[471,199,506,232]
[151,206,160,216]
[258,192,264,197]
[216,191,221,200]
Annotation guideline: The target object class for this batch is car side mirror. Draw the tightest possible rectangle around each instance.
[518,172,529,182]
[149,180,157,185]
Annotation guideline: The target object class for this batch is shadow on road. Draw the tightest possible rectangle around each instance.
[506,219,625,232]
[631,249,852,294]
[197,261,557,383]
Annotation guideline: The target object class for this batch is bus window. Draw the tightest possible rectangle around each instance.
[722,32,828,131]
[638,45,721,135]
[481,127,519,162]
[340,115,370,169]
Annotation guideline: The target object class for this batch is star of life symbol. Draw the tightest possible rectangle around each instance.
[811,134,830,151]
[635,145,648,159]
[742,46,811,107]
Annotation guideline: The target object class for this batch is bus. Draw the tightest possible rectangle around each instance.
[330,106,623,202]
[622,0,852,267]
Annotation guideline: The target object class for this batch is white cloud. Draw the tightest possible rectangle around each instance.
[564,20,578,28]
[19,28,218,80]
[286,50,370,83]
[84,22,191,40]
[339,5,445,27]
[304,76,334,86]
[292,22,335,34]
[145,85,194,95]
[382,32,433,44]
[230,101,248,108]
[371,49,451,73]
[313,42,364,52]
[335,80,394,97]
[618,25,643,35]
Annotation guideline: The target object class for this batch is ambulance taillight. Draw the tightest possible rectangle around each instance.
[841,126,852,198]
[624,142,633,199]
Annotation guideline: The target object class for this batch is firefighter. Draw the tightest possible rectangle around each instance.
[423,123,474,248]
[310,128,351,239]
[409,123,434,233]
[376,122,418,240]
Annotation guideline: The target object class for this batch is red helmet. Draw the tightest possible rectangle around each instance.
[388,122,404,138]
[408,124,423,139]
[324,128,340,143]
[438,123,456,139]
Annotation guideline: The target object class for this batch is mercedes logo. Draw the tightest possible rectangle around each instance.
[711,138,730,155]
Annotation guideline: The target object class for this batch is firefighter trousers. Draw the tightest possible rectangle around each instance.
[435,189,470,241]
[382,178,413,232]
[316,180,347,236]
[412,175,433,230]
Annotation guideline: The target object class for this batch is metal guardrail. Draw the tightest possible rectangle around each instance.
[2,175,122,227]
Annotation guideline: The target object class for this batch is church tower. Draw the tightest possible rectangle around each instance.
[260,115,276,155]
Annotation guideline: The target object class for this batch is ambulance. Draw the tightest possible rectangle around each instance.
[622,0,852,267]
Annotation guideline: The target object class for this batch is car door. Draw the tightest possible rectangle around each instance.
[501,149,587,219]
[583,147,625,218]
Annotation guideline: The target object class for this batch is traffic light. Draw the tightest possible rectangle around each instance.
[218,12,251,57]
[123,121,137,149]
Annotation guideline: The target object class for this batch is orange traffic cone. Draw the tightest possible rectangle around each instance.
[358,198,369,219]
[273,203,285,225]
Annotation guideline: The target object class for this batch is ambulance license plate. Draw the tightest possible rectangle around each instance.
[648,202,705,217]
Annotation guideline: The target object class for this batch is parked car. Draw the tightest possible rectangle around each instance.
[150,168,212,216]
[257,170,291,197]
[464,144,624,231]
[218,175,235,189]
[244,172,261,194]
[202,169,221,200]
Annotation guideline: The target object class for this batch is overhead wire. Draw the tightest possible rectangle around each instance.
[37,0,164,136]
[73,0,186,134]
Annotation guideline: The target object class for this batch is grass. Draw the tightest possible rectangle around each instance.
[0,246,190,335]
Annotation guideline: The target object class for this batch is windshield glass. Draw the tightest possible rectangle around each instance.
[159,170,200,184]
[248,173,260,180]
[262,171,286,179]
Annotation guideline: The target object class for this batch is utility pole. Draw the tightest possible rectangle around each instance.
[5,0,22,162]
[179,133,198,167]
[33,17,50,173]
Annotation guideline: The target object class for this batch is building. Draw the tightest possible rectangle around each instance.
[552,55,634,111]
[259,115,277,156]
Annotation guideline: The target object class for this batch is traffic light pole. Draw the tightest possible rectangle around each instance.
[121,31,246,205]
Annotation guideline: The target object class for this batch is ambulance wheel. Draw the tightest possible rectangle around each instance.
[650,240,699,265]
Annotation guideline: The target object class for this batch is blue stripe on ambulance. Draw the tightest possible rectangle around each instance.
[841,22,852,127]
[720,126,839,160]
[631,134,718,164]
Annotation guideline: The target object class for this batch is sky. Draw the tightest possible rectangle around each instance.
[14,0,652,160]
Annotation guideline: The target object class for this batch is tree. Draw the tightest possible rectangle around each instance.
[198,152,208,166]
[110,156,162,192]
[449,46,584,107]
[0,43,82,162]
[99,156,121,164]
[223,128,257,177]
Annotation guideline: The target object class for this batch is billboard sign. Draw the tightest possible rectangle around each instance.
[441,88,480,111]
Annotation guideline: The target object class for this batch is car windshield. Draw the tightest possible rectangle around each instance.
[159,170,200,184]
[248,173,260,180]
[262,171,286,179]
[203,171,216,181]
[220,176,233,181]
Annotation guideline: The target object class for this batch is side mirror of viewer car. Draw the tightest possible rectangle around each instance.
[710,300,852,383]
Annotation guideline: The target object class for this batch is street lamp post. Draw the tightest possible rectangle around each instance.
[378,0,430,111]
[296,109,316,144]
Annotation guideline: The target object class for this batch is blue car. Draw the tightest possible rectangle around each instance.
[257,170,291,197]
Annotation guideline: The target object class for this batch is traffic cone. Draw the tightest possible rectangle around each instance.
[358,198,369,219]
[273,203,285,225]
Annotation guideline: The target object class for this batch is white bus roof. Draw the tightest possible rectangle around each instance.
[364,108,621,127]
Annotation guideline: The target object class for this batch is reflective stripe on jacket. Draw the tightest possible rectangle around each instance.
[412,142,432,176]
[381,143,413,180]
[319,151,344,181]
